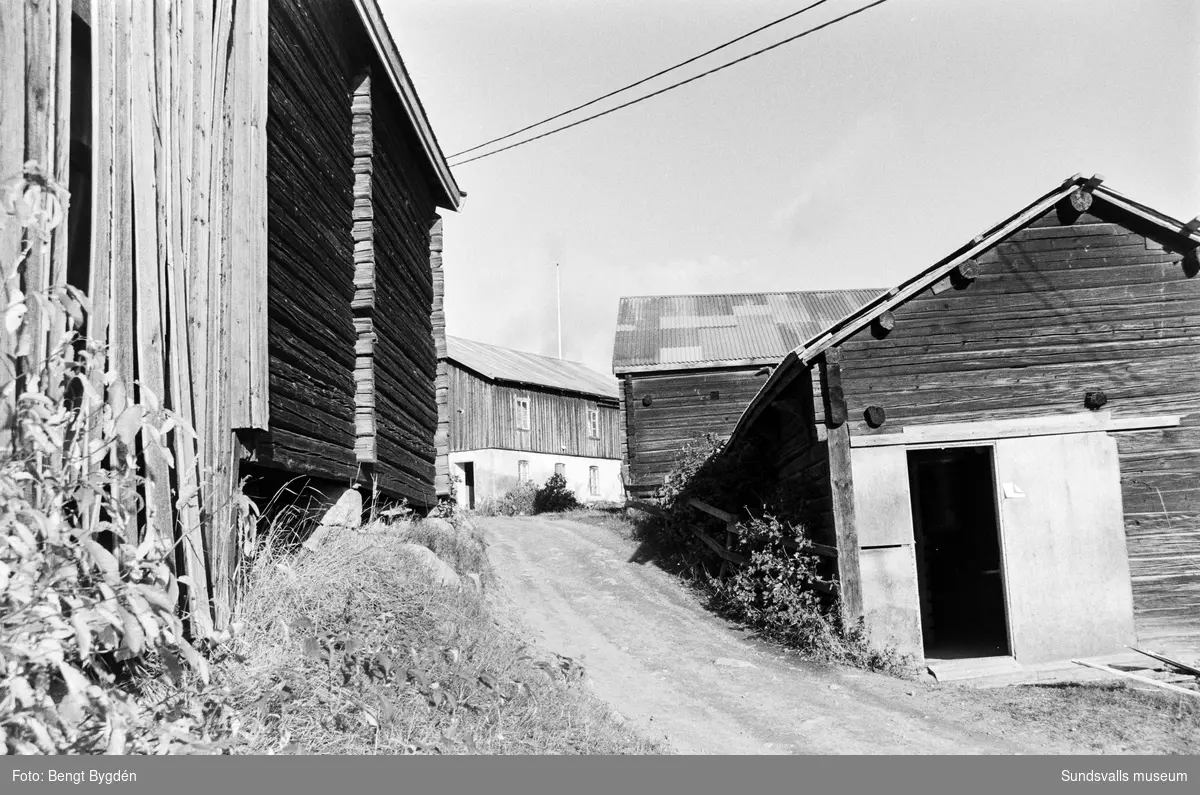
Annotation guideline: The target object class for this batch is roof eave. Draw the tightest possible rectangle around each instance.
[352,0,464,212]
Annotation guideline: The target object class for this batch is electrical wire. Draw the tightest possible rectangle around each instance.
[448,0,892,168]
[447,0,835,160]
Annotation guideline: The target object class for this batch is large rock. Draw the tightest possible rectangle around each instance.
[421,517,456,535]
[301,486,363,554]
[398,543,461,588]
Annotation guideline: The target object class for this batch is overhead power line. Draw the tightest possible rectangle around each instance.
[449,0,892,168]
[447,0,835,160]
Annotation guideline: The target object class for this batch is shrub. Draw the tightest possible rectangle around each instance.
[647,431,914,677]
[532,473,579,514]
[493,480,537,516]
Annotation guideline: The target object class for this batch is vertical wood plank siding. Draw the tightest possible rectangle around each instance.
[621,367,771,493]
[0,0,280,634]
[3,0,453,630]
[836,202,1200,645]
[447,363,620,459]
[263,0,357,480]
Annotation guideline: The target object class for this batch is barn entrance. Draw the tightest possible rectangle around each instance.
[454,462,475,510]
[907,446,1009,660]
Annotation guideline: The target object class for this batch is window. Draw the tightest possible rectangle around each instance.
[588,466,599,496]
[518,460,530,482]
[514,396,531,431]
[554,463,565,477]
[587,408,600,439]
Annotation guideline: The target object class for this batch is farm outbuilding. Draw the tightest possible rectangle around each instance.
[611,290,881,498]
[1,0,463,633]
[441,337,623,509]
[719,174,1200,670]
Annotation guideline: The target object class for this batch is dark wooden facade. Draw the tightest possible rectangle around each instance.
[253,0,456,508]
[448,362,621,459]
[723,177,1200,655]
[1,0,461,634]
[619,367,769,495]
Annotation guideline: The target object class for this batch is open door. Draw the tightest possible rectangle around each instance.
[908,447,1009,660]
[992,431,1135,663]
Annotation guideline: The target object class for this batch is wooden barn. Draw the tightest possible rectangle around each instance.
[441,337,623,509]
[1,0,463,633]
[611,290,881,498]
[719,174,1200,670]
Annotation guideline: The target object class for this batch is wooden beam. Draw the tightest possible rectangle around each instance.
[1072,660,1200,699]
[1,2,26,393]
[688,497,736,524]
[820,347,847,427]
[827,393,862,619]
[798,181,1081,365]
[1125,645,1200,678]
[851,412,1181,448]
[686,522,747,566]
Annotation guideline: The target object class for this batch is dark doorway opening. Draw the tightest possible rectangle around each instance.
[461,462,475,510]
[908,446,1009,659]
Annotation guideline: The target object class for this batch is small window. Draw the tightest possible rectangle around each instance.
[518,460,530,482]
[587,408,600,439]
[588,466,599,496]
[554,463,565,477]
[514,396,531,431]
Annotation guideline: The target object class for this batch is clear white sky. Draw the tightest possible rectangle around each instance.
[381,0,1200,377]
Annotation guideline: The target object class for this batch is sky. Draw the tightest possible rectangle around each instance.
[381,0,1200,377]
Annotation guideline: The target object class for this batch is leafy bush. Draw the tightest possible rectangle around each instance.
[532,473,579,514]
[490,480,537,517]
[1,162,229,754]
[646,431,914,677]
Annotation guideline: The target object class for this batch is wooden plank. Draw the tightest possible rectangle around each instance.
[22,0,59,371]
[799,183,1082,365]
[1,2,27,392]
[823,350,862,619]
[86,0,114,384]
[49,0,71,334]
[1125,645,1200,677]
[128,0,174,552]
[1072,660,1200,698]
[688,497,736,523]
[851,412,1181,448]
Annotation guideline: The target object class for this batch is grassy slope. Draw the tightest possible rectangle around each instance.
[216,519,664,755]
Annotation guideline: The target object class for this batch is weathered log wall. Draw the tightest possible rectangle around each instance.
[620,367,770,495]
[836,198,1200,646]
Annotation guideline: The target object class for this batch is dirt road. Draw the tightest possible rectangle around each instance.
[482,514,1075,755]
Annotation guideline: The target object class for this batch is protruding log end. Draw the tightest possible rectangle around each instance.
[864,405,886,428]
[827,385,847,427]
[871,310,896,338]
[1069,187,1094,213]
[1084,391,1109,411]
[1183,248,1200,278]
[956,259,981,281]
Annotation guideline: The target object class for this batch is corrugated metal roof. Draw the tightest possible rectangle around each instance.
[612,290,884,373]
[445,336,619,400]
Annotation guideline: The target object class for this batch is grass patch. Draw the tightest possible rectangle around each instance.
[212,521,663,754]
[949,681,1200,754]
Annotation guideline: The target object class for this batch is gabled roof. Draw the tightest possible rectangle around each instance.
[611,290,885,374]
[353,0,464,211]
[444,336,619,401]
[726,173,1200,450]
